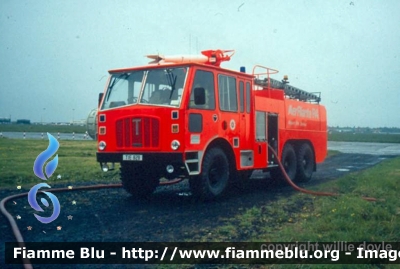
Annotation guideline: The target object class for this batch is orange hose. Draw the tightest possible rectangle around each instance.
[267,144,379,202]
[0,184,122,269]
[1,150,381,268]
[0,192,34,269]
[0,178,184,268]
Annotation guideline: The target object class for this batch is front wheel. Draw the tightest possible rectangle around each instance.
[189,148,229,200]
[120,164,159,198]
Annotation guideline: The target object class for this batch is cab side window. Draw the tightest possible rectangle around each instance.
[246,81,251,113]
[189,70,215,109]
[218,74,237,112]
[239,81,244,113]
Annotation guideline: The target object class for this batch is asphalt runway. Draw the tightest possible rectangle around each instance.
[328,141,400,156]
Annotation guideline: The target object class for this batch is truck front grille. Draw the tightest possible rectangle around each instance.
[116,117,160,148]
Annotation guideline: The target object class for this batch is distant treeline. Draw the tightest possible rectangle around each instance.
[0,118,11,123]
[329,126,400,134]
[16,119,31,124]
[1,119,31,124]
[328,132,400,143]
[0,123,86,133]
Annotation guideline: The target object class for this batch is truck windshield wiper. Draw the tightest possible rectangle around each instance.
[165,69,177,99]
[109,73,129,91]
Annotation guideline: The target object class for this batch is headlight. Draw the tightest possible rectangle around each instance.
[171,140,180,150]
[98,141,106,151]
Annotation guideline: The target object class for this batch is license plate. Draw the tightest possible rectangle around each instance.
[123,154,143,161]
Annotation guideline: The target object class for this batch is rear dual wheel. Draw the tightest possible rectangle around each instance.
[270,143,297,182]
[295,143,315,182]
[270,143,315,183]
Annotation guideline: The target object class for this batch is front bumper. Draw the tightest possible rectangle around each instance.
[97,152,184,164]
[97,152,188,178]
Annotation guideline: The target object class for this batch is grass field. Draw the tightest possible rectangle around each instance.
[2,123,400,144]
[0,138,119,189]
[0,123,86,133]
[2,139,400,268]
[1,138,340,189]
[329,132,400,143]
[210,156,400,243]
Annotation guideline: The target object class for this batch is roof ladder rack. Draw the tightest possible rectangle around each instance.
[254,77,321,103]
[252,65,321,103]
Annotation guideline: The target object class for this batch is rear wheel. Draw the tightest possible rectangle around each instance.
[189,148,229,200]
[120,164,159,198]
[270,143,297,182]
[295,143,315,182]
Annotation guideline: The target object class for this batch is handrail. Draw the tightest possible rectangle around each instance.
[252,65,280,90]
[252,65,321,103]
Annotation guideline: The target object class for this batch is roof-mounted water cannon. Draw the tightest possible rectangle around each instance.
[146,49,234,66]
[200,49,235,66]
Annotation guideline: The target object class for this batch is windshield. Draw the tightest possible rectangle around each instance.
[101,67,188,110]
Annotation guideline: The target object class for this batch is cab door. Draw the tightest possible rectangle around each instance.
[216,73,241,162]
[186,68,217,148]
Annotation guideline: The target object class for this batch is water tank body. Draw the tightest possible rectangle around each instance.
[86,108,97,140]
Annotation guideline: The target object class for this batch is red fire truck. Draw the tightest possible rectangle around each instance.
[96,50,327,200]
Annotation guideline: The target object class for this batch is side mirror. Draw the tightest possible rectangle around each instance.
[194,87,205,105]
[98,93,104,107]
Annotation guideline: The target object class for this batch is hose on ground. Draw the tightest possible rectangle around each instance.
[0,178,185,268]
[1,147,381,269]
[1,184,122,269]
[267,144,380,202]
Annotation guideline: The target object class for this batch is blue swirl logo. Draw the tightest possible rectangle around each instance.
[28,133,61,224]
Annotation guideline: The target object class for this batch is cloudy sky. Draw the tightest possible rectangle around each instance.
[1,0,399,127]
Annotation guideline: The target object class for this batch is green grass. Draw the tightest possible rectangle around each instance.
[0,138,119,189]
[0,123,86,133]
[210,156,400,244]
[203,158,400,268]
[329,132,400,143]
[2,139,400,268]
[290,158,400,242]
[2,139,399,242]
[0,138,337,190]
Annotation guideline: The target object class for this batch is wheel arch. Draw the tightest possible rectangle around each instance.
[203,137,237,174]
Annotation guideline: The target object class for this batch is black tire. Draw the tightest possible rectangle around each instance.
[120,164,159,198]
[270,143,297,182]
[295,143,315,182]
[189,148,229,200]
